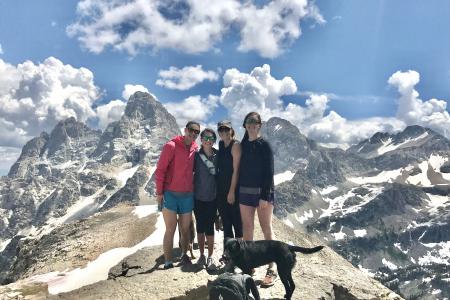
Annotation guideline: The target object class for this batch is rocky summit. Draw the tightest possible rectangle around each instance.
[0,204,402,300]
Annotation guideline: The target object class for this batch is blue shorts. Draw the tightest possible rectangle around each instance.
[163,191,194,214]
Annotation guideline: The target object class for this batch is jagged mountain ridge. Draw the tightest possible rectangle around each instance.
[263,118,450,299]
[0,92,179,244]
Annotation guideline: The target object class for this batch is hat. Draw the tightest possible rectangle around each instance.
[217,120,232,129]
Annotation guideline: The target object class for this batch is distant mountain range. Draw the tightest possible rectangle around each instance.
[263,117,450,299]
[1,92,448,299]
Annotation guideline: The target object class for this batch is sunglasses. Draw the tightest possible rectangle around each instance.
[202,136,216,142]
[245,118,260,125]
[218,127,231,133]
[187,127,200,135]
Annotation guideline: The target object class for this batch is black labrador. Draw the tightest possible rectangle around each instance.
[224,238,324,300]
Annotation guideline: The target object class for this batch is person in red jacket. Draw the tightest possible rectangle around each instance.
[155,121,200,269]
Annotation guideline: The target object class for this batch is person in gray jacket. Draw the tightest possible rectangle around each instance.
[194,128,219,271]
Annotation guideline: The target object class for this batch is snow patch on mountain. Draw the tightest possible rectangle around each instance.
[320,185,383,218]
[354,229,367,237]
[377,132,429,156]
[295,209,314,224]
[0,239,11,252]
[31,208,175,294]
[115,165,140,187]
[348,169,403,184]
[320,186,338,195]
[274,170,295,185]
[418,241,450,266]
[382,258,398,270]
[425,193,449,214]
[133,205,156,219]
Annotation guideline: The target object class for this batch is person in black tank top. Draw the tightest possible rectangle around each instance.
[216,121,243,252]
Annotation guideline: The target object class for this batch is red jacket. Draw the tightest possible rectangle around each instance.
[155,136,198,195]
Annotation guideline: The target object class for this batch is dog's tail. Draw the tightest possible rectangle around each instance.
[289,245,324,254]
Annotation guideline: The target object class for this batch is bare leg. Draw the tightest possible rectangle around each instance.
[206,235,214,257]
[162,208,178,262]
[178,212,192,255]
[198,233,205,256]
[240,204,256,241]
[257,203,275,269]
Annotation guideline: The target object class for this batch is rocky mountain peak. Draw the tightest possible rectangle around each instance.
[47,117,101,157]
[123,91,168,125]
[262,117,312,172]
[369,132,391,144]
[92,92,180,165]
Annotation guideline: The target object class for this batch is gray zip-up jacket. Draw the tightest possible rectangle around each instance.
[194,147,217,202]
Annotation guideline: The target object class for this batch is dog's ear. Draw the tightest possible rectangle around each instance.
[229,239,240,253]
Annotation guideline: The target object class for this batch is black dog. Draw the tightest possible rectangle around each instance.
[209,272,260,300]
[224,238,324,300]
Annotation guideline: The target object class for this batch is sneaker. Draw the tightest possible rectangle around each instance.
[261,268,277,287]
[197,254,206,266]
[163,262,174,270]
[180,254,192,266]
[206,257,217,271]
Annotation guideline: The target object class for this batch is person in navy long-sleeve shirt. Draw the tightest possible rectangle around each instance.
[238,112,276,287]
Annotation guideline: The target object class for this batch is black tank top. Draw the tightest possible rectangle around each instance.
[217,140,236,196]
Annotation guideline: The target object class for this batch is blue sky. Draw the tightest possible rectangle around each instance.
[0,0,449,174]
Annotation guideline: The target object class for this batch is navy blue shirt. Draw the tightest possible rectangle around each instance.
[239,137,274,200]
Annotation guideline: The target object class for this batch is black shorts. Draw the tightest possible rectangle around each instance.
[194,199,217,236]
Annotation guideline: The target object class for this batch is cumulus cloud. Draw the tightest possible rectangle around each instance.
[95,100,127,129]
[220,64,297,126]
[156,65,219,90]
[219,64,405,148]
[67,0,324,58]
[0,57,100,147]
[0,146,21,175]
[164,95,219,127]
[122,84,149,100]
[389,70,450,137]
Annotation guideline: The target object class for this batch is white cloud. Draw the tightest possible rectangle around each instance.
[156,65,219,90]
[306,114,404,148]
[0,146,21,175]
[122,84,149,100]
[0,44,3,55]
[219,64,405,147]
[95,100,126,129]
[164,95,219,127]
[220,64,297,127]
[67,0,324,58]
[389,70,450,138]
[0,57,100,147]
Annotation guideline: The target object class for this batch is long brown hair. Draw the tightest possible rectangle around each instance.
[241,112,262,143]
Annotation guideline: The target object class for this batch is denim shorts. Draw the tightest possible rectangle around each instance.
[163,191,194,214]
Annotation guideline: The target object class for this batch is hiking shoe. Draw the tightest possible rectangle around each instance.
[206,257,218,271]
[197,254,206,266]
[180,254,192,266]
[261,268,277,287]
[163,262,174,270]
